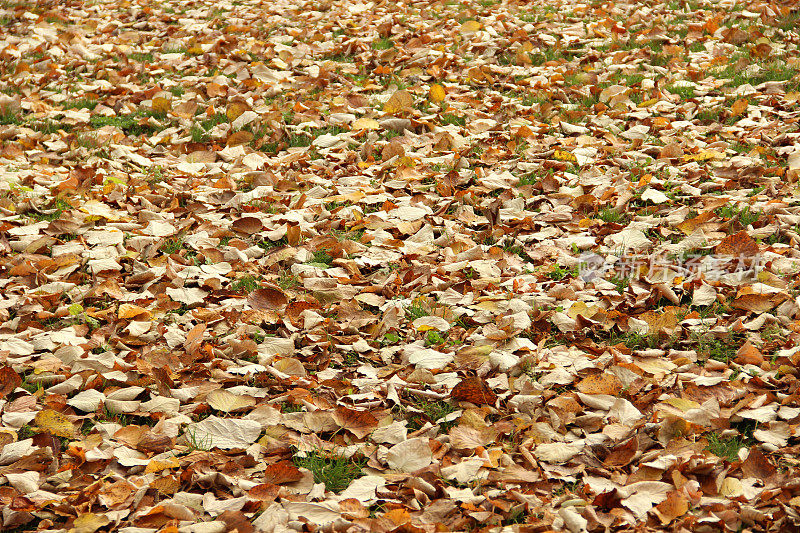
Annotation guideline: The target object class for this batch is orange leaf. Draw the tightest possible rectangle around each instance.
[227,130,254,147]
[715,230,759,257]
[730,98,749,117]
[118,303,152,321]
[262,460,304,484]
[576,372,622,395]
[247,286,288,310]
[654,491,689,525]
[676,210,714,235]
[429,84,446,104]
[333,405,378,438]
[184,323,206,355]
[247,483,280,502]
[450,376,497,405]
[0,366,21,398]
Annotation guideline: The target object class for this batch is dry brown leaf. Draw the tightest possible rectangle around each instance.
[450,376,497,405]
[262,460,304,484]
[247,286,288,310]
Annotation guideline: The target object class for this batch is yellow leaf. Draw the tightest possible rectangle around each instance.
[151,96,171,115]
[226,101,249,122]
[460,20,482,34]
[683,149,724,162]
[70,514,110,533]
[145,456,181,474]
[719,477,744,497]
[206,389,256,413]
[35,409,76,439]
[383,90,414,115]
[554,149,577,162]
[730,98,748,117]
[429,84,446,104]
[567,301,598,320]
[352,117,380,130]
[664,398,700,411]
[118,303,152,321]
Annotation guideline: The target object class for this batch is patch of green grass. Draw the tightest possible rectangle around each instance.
[406,300,429,321]
[63,98,98,110]
[716,203,738,219]
[184,427,213,451]
[696,108,723,122]
[17,424,37,440]
[666,84,695,99]
[19,374,43,394]
[381,331,401,345]
[231,275,260,293]
[528,47,562,66]
[89,111,161,136]
[169,86,185,97]
[322,52,356,63]
[517,173,537,186]
[424,330,447,347]
[28,198,71,222]
[441,113,466,126]
[715,203,762,226]
[292,451,365,493]
[160,236,184,254]
[277,270,300,290]
[190,112,228,142]
[547,264,577,281]
[130,52,154,63]
[31,119,73,134]
[190,125,209,143]
[691,331,742,363]
[406,396,457,432]
[717,56,798,88]
[609,275,629,293]
[737,205,762,227]
[200,112,227,128]
[306,249,333,267]
[598,207,625,223]
[282,402,305,413]
[287,133,312,147]
[372,38,393,50]
[609,331,662,350]
[257,237,288,251]
[332,229,364,242]
[707,433,747,462]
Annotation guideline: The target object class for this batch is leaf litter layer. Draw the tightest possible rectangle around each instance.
[1,0,800,531]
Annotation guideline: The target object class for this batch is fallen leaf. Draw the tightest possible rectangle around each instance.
[35,409,76,439]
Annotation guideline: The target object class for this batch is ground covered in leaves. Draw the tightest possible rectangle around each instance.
[2,0,800,531]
